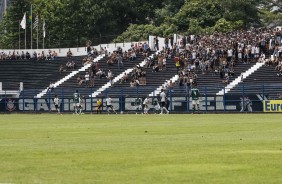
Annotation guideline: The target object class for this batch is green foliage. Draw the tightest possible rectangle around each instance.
[0,0,31,49]
[220,0,261,27]
[187,19,204,35]
[258,1,282,26]
[114,23,177,42]
[114,24,158,42]
[213,18,234,33]
[174,0,223,31]
[0,0,277,48]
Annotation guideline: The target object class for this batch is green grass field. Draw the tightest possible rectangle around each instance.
[0,114,282,184]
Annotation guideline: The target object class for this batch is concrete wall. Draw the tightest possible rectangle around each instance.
[0,41,146,57]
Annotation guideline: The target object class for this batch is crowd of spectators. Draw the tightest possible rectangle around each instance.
[150,27,282,88]
[0,50,58,60]
[3,27,282,91]
[75,43,152,88]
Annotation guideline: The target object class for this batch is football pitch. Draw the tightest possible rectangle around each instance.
[0,114,282,184]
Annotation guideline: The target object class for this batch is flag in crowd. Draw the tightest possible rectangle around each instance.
[20,13,26,29]
[33,15,39,29]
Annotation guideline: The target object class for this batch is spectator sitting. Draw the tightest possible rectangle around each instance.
[135,79,140,86]
[52,51,57,60]
[130,50,137,61]
[16,51,20,60]
[214,67,219,75]
[223,73,229,84]
[71,60,75,69]
[96,69,106,79]
[277,69,282,77]
[179,74,184,86]
[66,61,72,69]
[26,51,30,59]
[145,57,152,68]
[130,80,136,87]
[107,70,114,81]
[120,73,128,84]
[139,77,146,85]
[59,65,65,74]
[123,51,128,60]
[152,64,159,72]
[229,68,235,76]
[85,72,90,87]
[82,57,91,66]
[21,51,25,59]
[168,80,175,92]
[107,58,114,66]
[275,61,282,71]
[77,75,82,83]
[33,51,37,60]
[37,52,41,60]
[46,50,52,60]
[77,75,85,85]
[41,51,46,60]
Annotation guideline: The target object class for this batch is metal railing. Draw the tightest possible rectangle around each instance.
[1,83,282,113]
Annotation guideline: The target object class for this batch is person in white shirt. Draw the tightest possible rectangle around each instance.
[227,48,233,63]
[255,46,260,61]
[107,70,114,85]
[251,45,256,62]
[163,57,167,71]
[159,89,169,114]
[53,95,61,114]
[105,96,117,114]
[78,97,84,115]
[143,96,151,114]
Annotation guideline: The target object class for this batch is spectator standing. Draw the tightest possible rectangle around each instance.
[67,49,72,59]
[117,54,124,69]
[154,36,159,51]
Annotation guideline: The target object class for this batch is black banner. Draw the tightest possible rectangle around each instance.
[0,98,19,112]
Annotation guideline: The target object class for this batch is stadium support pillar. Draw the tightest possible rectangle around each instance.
[0,82,2,91]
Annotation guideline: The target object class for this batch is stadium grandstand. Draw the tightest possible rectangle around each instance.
[1,27,282,113]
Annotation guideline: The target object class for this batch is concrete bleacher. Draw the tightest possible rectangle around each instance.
[0,58,87,99]
[2,55,279,100]
[48,52,148,98]
[229,65,282,98]
[105,54,177,97]
[0,58,83,92]
[168,62,256,96]
[1,35,281,100]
